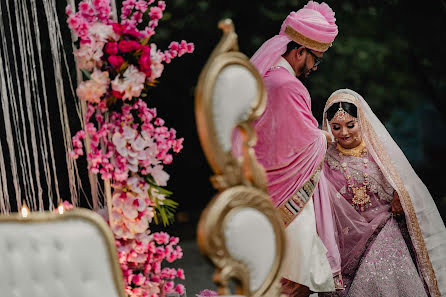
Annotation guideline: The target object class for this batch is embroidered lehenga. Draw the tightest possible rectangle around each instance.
[322,142,428,296]
[319,89,446,297]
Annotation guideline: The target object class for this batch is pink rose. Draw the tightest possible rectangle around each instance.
[112,90,124,99]
[141,45,151,54]
[138,52,152,76]
[118,40,141,53]
[125,27,143,39]
[105,42,118,55]
[108,55,124,69]
[112,23,124,35]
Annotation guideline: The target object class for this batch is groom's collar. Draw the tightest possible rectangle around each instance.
[274,57,296,77]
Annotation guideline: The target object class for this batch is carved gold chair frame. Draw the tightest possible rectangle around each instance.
[195,19,286,297]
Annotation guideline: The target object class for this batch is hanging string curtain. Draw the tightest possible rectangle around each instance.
[0,0,100,213]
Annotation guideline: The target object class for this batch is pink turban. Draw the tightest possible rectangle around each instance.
[251,1,338,77]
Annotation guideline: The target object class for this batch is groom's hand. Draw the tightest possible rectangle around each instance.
[322,130,334,145]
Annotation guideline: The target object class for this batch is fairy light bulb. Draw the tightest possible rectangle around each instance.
[57,203,64,215]
[21,202,30,218]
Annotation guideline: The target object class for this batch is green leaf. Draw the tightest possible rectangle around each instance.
[80,69,91,80]
[154,204,176,227]
[162,198,179,208]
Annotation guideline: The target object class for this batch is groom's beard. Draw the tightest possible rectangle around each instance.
[297,72,309,85]
[297,68,312,86]
[296,64,312,85]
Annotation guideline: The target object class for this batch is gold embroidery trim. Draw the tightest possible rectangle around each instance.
[284,25,332,52]
[278,159,324,227]
[359,109,441,296]
[325,93,358,108]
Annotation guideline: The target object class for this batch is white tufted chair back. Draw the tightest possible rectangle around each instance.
[197,185,285,297]
[211,64,259,153]
[224,207,277,292]
[0,208,125,297]
[195,19,286,297]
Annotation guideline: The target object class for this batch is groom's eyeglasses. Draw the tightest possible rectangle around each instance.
[306,49,322,67]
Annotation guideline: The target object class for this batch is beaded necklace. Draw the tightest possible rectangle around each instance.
[337,140,372,211]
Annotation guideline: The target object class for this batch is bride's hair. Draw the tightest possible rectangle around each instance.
[326,101,357,121]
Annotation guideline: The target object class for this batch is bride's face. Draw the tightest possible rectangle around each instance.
[330,116,362,149]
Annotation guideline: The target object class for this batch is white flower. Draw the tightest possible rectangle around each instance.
[88,23,119,43]
[76,69,109,103]
[149,43,164,80]
[126,176,149,199]
[112,191,138,219]
[74,40,104,71]
[147,164,169,186]
[111,65,146,100]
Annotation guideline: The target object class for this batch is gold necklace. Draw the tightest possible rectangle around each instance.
[337,139,366,157]
[338,140,372,211]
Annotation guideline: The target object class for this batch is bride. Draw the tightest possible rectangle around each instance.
[319,89,446,296]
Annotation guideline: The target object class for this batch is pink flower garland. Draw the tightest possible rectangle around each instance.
[66,0,193,296]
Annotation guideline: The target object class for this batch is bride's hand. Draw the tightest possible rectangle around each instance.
[392,191,404,217]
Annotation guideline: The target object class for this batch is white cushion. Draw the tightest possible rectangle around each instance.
[212,65,258,152]
[224,207,276,292]
[0,217,122,297]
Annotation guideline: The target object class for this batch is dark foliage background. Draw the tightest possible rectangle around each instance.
[140,0,446,239]
[36,0,446,238]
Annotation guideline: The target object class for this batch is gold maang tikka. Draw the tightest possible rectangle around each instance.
[330,103,356,123]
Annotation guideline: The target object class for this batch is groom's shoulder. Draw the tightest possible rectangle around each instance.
[265,67,296,83]
[266,70,306,94]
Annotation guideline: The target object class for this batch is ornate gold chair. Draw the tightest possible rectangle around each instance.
[0,208,125,297]
[195,19,286,297]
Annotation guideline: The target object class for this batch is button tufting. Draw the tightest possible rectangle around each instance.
[53,267,61,280]
[54,239,63,251]
[81,269,91,283]
[32,271,39,282]
[6,240,14,251]
[31,238,39,252]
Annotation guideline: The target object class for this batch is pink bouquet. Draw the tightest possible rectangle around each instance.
[66,0,193,296]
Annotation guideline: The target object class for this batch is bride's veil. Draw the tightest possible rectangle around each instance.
[322,89,446,296]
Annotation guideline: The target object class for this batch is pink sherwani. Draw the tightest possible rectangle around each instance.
[253,58,340,291]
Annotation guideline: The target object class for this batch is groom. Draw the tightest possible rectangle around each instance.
[249,1,341,296]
